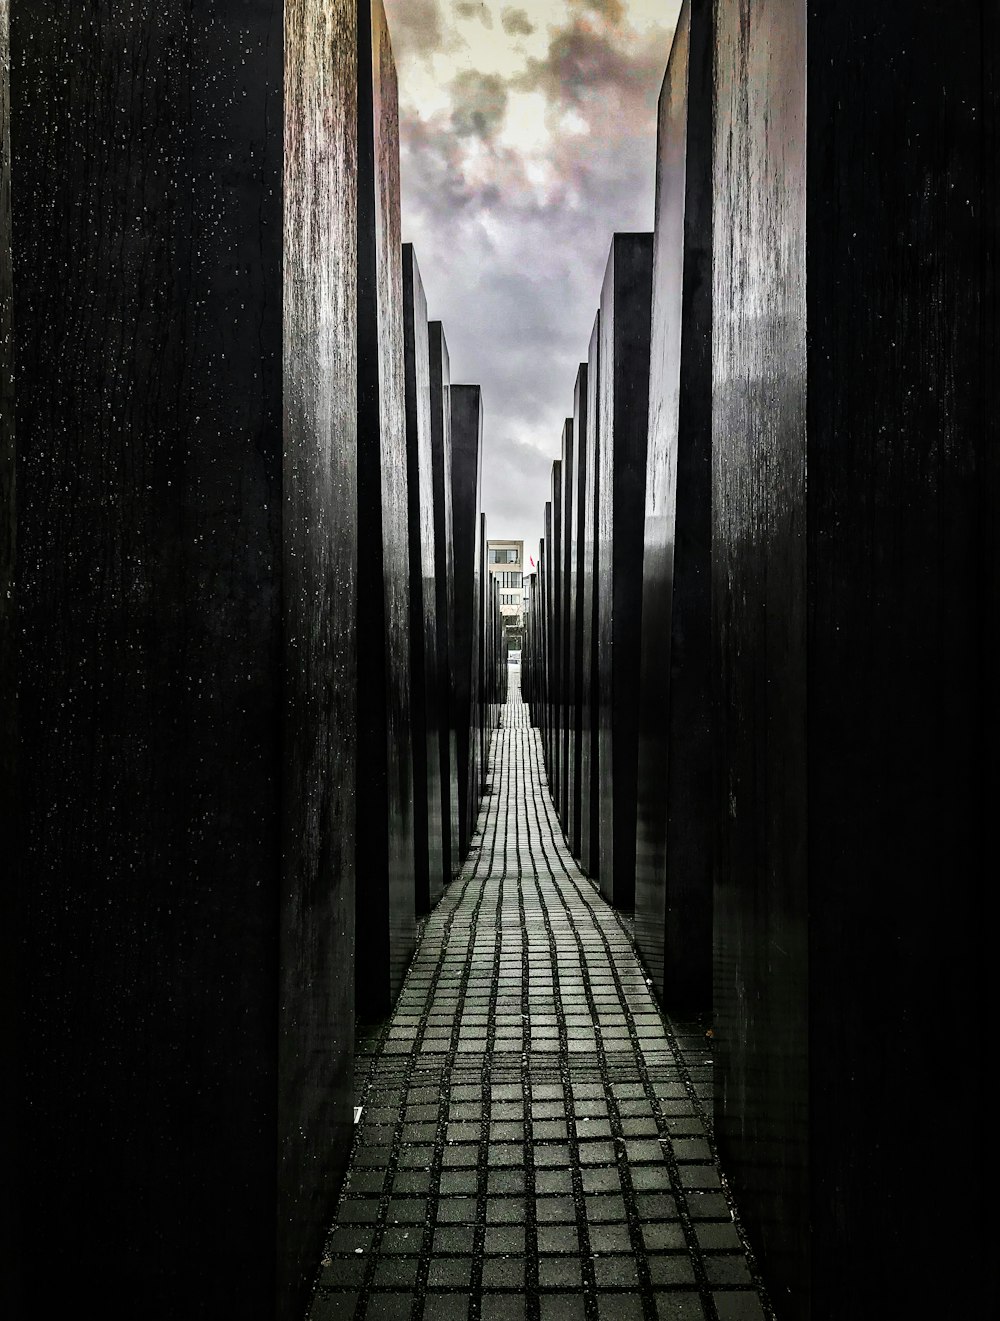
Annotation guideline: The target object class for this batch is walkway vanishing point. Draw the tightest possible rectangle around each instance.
[308,678,771,1321]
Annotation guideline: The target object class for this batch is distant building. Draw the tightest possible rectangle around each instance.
[487,538,524,648]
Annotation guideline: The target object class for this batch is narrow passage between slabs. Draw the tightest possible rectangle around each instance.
[309,677,770,1321]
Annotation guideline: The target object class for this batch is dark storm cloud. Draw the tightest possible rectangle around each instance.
[500,7,535,36]
[449,69,509,141]
[518,14,664,109]
[455,1,493,27]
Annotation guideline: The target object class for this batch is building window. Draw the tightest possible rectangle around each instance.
[488,548,519,565]
[497,571,522,588]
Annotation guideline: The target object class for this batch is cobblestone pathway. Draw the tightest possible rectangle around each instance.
[308,678,771,1321]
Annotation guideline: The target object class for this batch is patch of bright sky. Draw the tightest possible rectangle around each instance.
[385,0,680,557]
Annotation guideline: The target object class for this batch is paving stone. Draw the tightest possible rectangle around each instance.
[480,1296,527,1321]
[305,681,766,1321]
[364,1294,412,1321]
[538,1224,581,1254]
[647,1254,698,1286]
[538,1294,587,1321]
[653,1295,706,1320]
[482,1257,526,1288]
[593,1255,640,1288]
[597,1296,644,1321]
[536,1196,576,1223]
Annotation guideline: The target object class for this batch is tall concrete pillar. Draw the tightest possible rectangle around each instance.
[634,0,713,1010]
[549,461,563,812]
[595,233,654,909]
[402,246,445,912]
[355,0,415,1020]
[429,321,460,881]
[579,315,602,878]
[542,504,553,777]
[0,10,14,1315]
[450,383,483,857]
[712,1,995,1313]
[559,420,574,831]
[474,510,487,807]
[567,367,588,856]
[10,3,358,1316]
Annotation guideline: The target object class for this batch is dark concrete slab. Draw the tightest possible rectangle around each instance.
[595,234,654,910]
[549,461,563,816]
[634,0,713,1012]
[11,4,358,1316]
[560,420,574,833]
[712,1,995,1314]
[542,505,553,779]
[403,247,445,913]
[474,510,487,808]
[429,322,460,882]
[356,0,416,1021]
[579,315,602,879]
[0,12,13,1314]
[567,368,589,857]
[450,384,483,857]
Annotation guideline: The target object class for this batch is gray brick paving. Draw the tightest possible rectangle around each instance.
[308,678,772,1321]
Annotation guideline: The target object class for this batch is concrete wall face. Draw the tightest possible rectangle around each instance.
[11,3,357,1316]
[450,383,483,857]
[634,0,714,1010]
[0,13,13,1311]
[549,461,563,818]
[403,246,445,912]
[595,234,654,910]
[279,2,359,1308]
[356,0,415,1020]
[713,1,994,1315]
[559,426,573,827]
[429,322,460,882]
[579,315,601,877]
[567,366,589,856]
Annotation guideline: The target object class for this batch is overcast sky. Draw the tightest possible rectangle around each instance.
[383,0,680,567]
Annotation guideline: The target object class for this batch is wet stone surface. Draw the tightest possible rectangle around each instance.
[309,680,771,1321]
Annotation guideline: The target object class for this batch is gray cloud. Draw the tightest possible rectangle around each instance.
[454,1,493,27]
[449,69,509,141]
[386,0,443,55]
[389,0,678,552]
[500,7,535,36]
[518,16,664,109]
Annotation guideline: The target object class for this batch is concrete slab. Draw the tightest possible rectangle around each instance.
[356,0,416,1022]
[595,233,654,910]
[634,0,713,1011]
[403,246,446,913]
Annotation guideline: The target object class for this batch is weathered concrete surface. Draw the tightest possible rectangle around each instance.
[429,321,460,884]
[712,0,995,1314]
[403,246,445,913]
[450,383,483,858]
[559,426,573,830]
[11,3,358,1316]
[0,7,14,1313]
[356,0,416,1021]
[579,315,602,879]
[567,366,589,857]
[549,459,563,819]
[634,0,713,1012]
[596,233,654,910]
